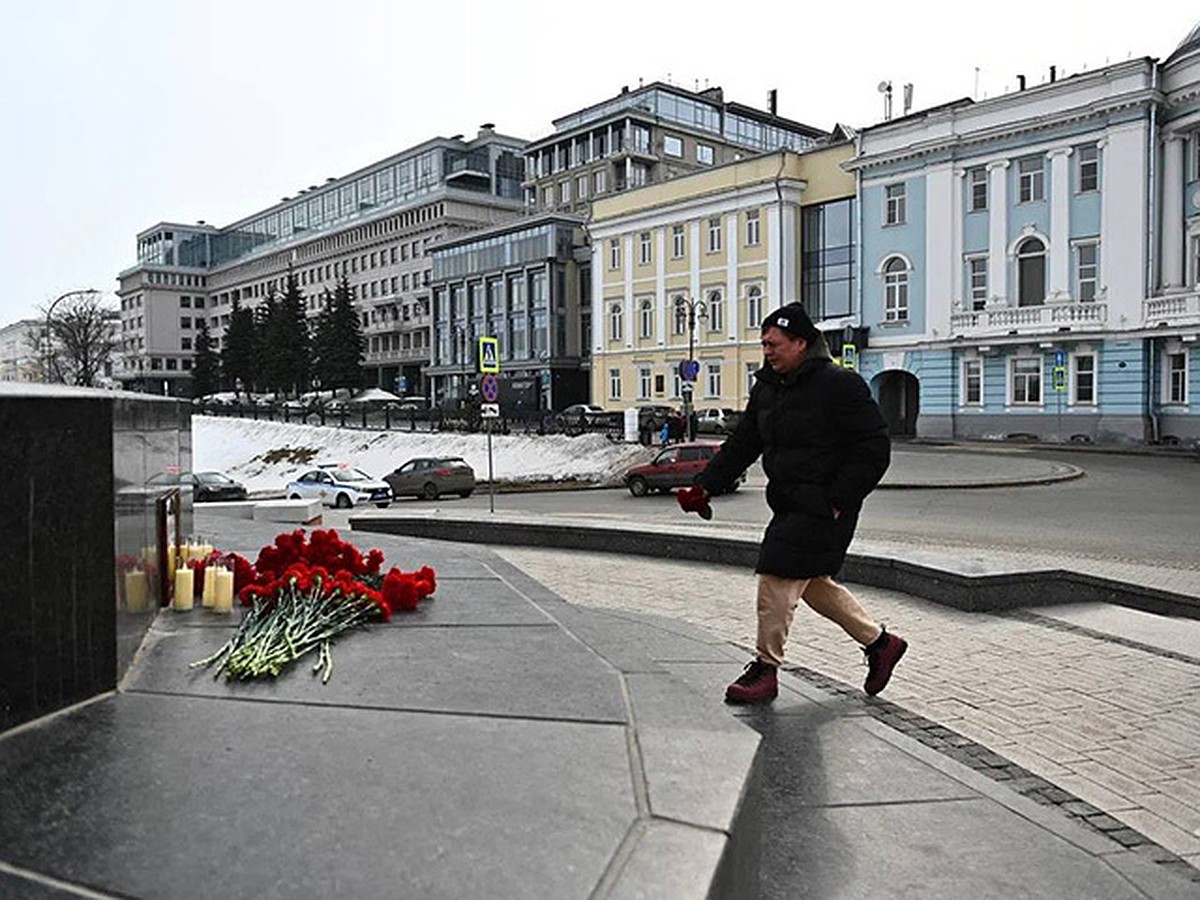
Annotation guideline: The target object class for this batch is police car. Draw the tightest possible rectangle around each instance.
[285,463,392,509]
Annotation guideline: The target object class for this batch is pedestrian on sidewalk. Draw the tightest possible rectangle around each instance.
[677,302,907,704]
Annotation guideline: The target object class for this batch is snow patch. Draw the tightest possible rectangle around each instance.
[192,416,652,492]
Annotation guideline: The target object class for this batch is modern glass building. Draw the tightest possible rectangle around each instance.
[116,126,527,396]
[428,215,590,413]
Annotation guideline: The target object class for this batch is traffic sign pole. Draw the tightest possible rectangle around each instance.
[487,416,495,514]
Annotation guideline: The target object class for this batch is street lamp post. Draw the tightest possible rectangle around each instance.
[673,294,707,441]
[43,288,97,384]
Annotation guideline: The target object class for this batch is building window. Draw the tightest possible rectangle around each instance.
[1078,144,1099,193]
[705,362,722,398]
[577,175,589,200]
[697,143,714,166]
[967,257,988,310]
[1017,237,1046,306]
[609,239,620,270]
[1166,352,1187,404]
[542,187,553,208]
[1011,357,1042,405]
[969,168,988,211]
[633,125,650,154]
[708,289,723,332]
[594,170,606,194]
[639,232,652,265]
[672,295,687,335]
[638,366,652,400]
[181,337,193,351]
[672,225,685,259]
[1073,354,1095,405]
[609,368,622,400]
[963,358,982,405]
[639,299,654,339]
[180,317,192,329]
[745,209,760,246]
[745,284,763,327]
[885,183,906,225]
[609,302,624,342]
[1076,243,1098,301]
[1018,157,1044,202]
[883,257,909,321]
[707,217,722,253]
[559,181,571,204]
[801,197,856,321]
[630,163,648,188]
[663,135,683,157]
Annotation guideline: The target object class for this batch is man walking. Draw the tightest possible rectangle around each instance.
[677,302,906,704]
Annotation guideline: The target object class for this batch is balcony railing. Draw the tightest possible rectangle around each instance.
[950,301,1108,335]
[1144,292,1200,328]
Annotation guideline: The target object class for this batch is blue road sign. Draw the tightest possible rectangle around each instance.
[480,373,499,403]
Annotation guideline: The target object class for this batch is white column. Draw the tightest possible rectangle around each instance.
[655,228,667,345]
[1162,133,1186,290]
[987,161,1010,304]
[952,170,965,312]
[1047,148,1073,300]
[623,234,634,348]
[724,213,738,343]
[767,199,781,308]
[591,250,604,354]
[925,164,954,337]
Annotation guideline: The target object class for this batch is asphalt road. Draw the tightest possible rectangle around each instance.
[373,446,1200,571]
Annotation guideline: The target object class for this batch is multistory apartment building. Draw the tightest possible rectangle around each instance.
[115,126,527,396]
[0,319,42,382]
[523,82,828,216]
[588,145,855,412]
[847,24,1200,445]
[427,214,590,412]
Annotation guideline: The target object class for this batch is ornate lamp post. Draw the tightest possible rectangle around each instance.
[43,288,97,383]
[673,294,707,440]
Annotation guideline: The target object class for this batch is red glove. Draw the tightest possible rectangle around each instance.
[677,484,713,520]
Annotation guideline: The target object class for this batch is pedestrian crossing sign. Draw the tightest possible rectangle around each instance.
[478,336,500,374]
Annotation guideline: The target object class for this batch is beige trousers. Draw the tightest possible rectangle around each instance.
[755,573,882,667]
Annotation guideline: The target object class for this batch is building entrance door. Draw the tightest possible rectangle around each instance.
[875,370,919,438]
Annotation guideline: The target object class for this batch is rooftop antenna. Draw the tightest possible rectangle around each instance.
[878,80,893,121]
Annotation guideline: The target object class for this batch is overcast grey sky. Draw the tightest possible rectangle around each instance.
[1,1,1196,325]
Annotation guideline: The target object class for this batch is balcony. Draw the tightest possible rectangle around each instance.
[950,301,1108,336]
[1144,292,1200,328]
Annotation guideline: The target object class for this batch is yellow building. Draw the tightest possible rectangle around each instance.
[588,144,854,414]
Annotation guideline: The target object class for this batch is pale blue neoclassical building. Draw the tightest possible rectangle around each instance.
[844,24,1200,446]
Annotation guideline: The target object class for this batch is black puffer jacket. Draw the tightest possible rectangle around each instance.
[696,356,890,578]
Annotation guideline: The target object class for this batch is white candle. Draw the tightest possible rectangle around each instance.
[201,566,217,608]
[213,569,234,613]
[173,567,194,611]
[125,570,149,612]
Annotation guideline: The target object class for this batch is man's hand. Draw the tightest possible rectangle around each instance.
[677,484,713,520]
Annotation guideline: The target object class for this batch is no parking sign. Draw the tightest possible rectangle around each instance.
[480,373,499,403]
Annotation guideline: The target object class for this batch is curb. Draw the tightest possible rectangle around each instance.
[349,515,1200,622]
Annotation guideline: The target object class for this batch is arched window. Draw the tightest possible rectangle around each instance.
[639,299,654,339]
[707,289,724,332]
[1017,237,1046,307]
[883,257,909,321]
[609,302,623,342]
[745,285,763,327]
[672,295,687,335]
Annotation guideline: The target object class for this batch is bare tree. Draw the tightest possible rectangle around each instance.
[35,290,117,387]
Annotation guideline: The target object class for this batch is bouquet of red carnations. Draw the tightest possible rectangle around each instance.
[190,529,435,682]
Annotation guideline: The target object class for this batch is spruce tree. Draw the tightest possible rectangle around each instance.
[222,299,258,399]
[320,277,365,392]
[191,317,220,397]
[267,274,310,397]
[254,292,278,394]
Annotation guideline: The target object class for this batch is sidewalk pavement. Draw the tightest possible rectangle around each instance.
[2,446,1198,898]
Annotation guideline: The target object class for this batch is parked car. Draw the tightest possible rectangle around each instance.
[385,457,476,500]
[556,403,606,430]
[623,442,744,497]
[286,464,392,509]
[146,471,249,503]
[694,408,743,435]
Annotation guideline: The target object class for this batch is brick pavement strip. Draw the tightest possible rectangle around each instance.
[493,546,1200,876]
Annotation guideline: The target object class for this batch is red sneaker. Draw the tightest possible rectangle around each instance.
[863,629,907,696]
[725,659,778,705]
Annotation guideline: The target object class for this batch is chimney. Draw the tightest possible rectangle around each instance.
[903,83,913,115]
[768,88,778,116]
[1017,74,1026,91]
[478,122,495,137]
[1049,65,1056,83]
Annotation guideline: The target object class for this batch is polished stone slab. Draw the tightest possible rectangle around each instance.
[0,692,633,900]
[125,619,628,724]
